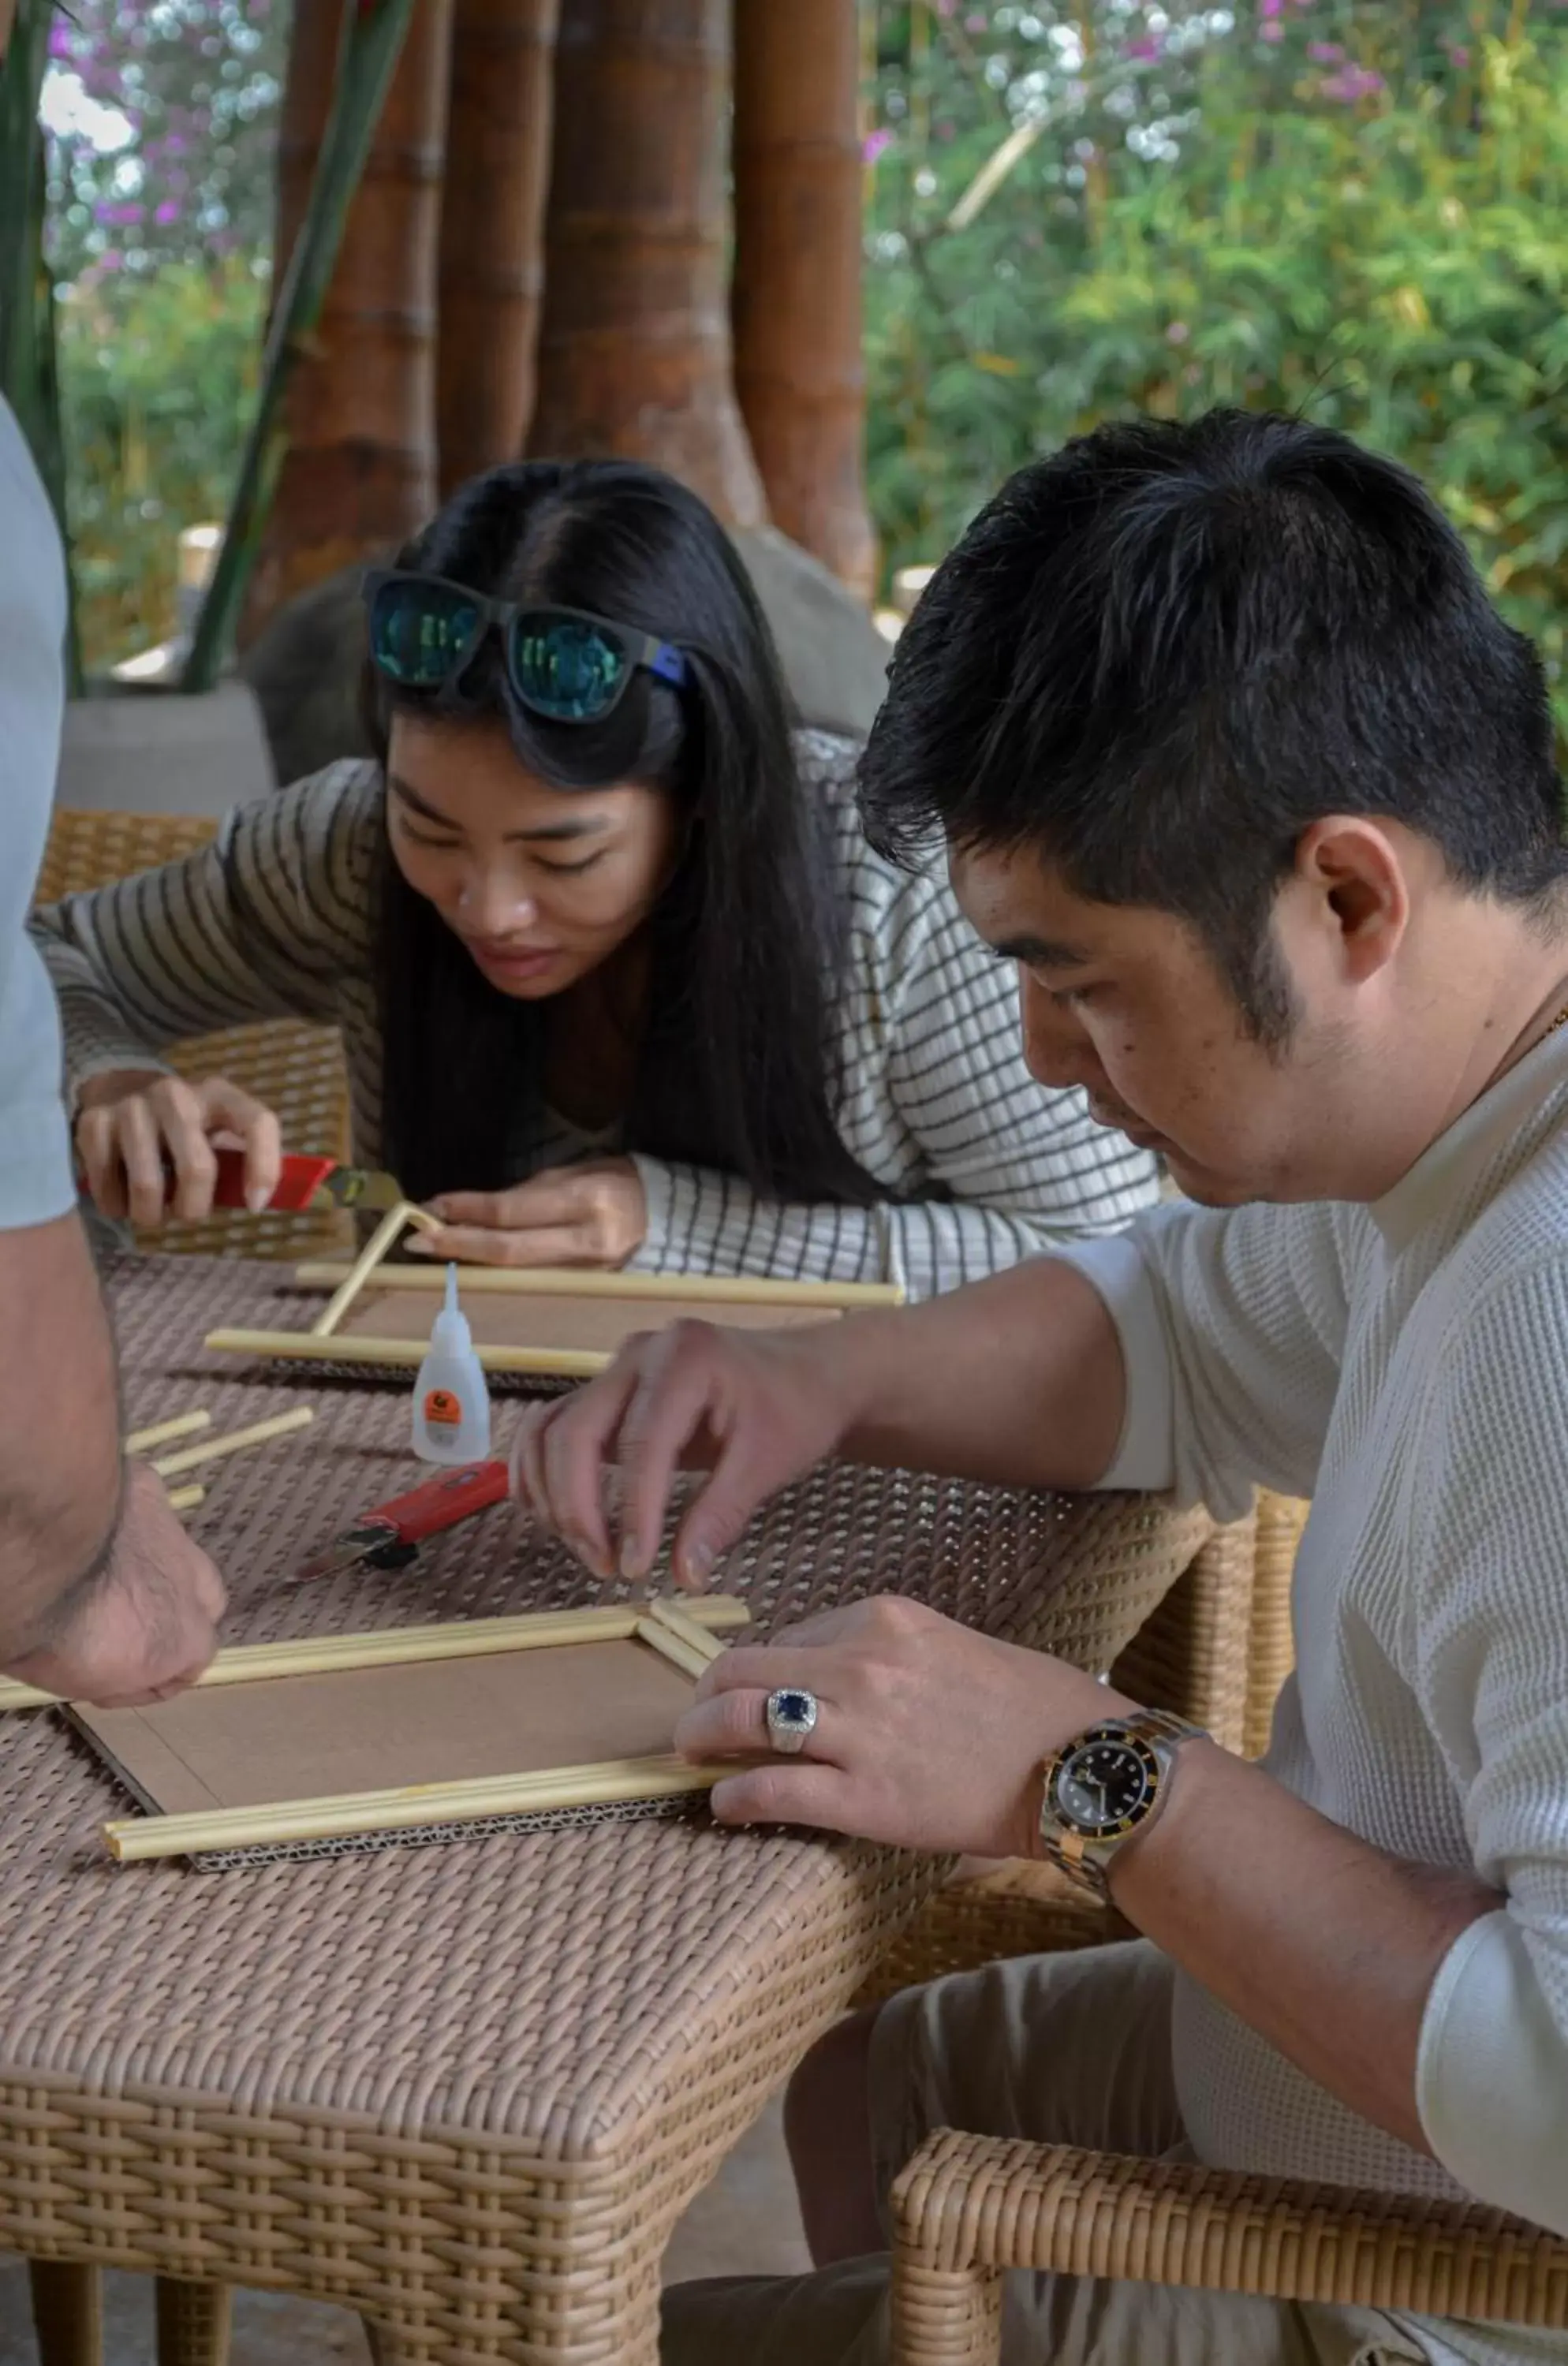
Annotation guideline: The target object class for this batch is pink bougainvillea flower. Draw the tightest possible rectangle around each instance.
[1308,40,1345,60]
[863,128,894,165]
[1126,33,1162,59]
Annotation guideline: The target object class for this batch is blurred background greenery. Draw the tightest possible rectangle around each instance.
[37,0,1568,729]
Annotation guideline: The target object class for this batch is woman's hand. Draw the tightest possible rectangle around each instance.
[413,1158,647,1270]
[75,1070,282,1226]
[510,1316,861,1586]
[674,1593,1122,1852]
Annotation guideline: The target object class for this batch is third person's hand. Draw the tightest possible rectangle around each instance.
[76,1069,282,1227]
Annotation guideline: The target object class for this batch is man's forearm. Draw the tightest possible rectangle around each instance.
[0,1210,122,1655]
[830,1254,1128,1491]
[1103,1716,1497,2154]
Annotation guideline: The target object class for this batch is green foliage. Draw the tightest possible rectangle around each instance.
[864,3,1568,729]
[56,256,264,669]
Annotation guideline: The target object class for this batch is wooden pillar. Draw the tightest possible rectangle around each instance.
[733,0,875,599]
[526,0,765,527]
[245,0,454,637]
[437,0,559,495]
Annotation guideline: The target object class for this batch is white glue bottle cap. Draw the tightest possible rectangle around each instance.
[411,1263,492,1465]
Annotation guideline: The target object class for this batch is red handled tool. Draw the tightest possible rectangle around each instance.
[290,1461,510,1583]
[208,1149,407,1216]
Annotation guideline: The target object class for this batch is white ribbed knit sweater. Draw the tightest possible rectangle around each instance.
[1064,1025,1568,2366]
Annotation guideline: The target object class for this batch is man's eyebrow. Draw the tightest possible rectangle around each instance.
[991,933,1093,968]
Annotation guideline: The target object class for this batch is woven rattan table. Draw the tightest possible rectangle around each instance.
[0,1255,1215,2365]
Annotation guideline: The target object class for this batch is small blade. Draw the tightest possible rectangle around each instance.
[317,1166,407,1213]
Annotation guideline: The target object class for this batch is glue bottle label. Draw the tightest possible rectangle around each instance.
[424,1387,462,1428]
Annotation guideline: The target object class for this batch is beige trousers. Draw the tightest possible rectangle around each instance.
[661,1939,1432,2366]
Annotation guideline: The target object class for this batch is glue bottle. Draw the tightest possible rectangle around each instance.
[412,1264,491,1465]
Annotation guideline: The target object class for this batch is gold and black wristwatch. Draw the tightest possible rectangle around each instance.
[1037,1708,1206,1900]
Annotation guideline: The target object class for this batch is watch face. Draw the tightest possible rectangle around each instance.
[1054,1736,1158,1838]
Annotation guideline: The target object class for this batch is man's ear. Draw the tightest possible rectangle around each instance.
[1291,815,1410,986]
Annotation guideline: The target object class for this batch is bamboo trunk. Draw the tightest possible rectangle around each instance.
[245,0,454,638]
[733,0,875,600]
[527,0,766,525]
[437,0,559,494]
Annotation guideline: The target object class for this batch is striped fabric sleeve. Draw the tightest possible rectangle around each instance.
[628,793,1159,1299]
[30,762,381,1100]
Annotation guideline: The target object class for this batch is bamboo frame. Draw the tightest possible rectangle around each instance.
[149,1405,315,1478]
[125,1411,212,1457]
[210,1247,902,1382]
[293,1263,904,1309]
[104,1752,730,1862]
[0,1597,751,1713]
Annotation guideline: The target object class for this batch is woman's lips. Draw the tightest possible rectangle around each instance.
[464,940,562,981]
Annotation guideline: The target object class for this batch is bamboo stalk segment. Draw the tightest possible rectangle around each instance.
[0,1599,752,1713]
[166,1486,205,1515]
[150,1406,314,1478]
[290,1263,904,1308]
[125,1411,212,1457]
[206,1327,610,1379]
[105,1752,730,1862]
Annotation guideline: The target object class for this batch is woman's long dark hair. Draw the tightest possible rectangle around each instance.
[368,458,880,1208]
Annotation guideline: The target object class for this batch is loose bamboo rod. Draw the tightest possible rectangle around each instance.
[292,1262,904,1308]
[0,1598,751,1712]
[125,1411,212,1457]
[206,1327,610,1379]
[167,1485,205,1515]
[150,1405,314,1478]
[105,1751,730,1861]
[312,1200,427,1338]
[634,1615,714,1683]
[644,1595,727,1664]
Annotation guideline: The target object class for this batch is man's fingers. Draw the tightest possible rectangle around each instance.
[614,1334,725,1581]
[115,1094,177,1229]
[536,1364,644,1576]
[675,1685,846,1764]
[707,1762,851,1831]
[77,1105,128,1218]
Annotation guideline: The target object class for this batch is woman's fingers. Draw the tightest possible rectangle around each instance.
[409,1221,595,1268]
[200,1082,282,1213]
[76,1102,129,1218]
[525,1361,644,1576]
[116,1090,183,1228]
[613,1328,739,1583]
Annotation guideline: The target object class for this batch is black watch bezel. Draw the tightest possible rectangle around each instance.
[1047,1722,1163,1842]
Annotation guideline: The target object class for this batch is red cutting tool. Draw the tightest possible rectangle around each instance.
[208,1149,406,1215]
[291,1460,511,1583]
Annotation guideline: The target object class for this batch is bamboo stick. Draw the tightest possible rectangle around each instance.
[166,1485,205,1515]
[150,1405,314,1479]
[291,1262,904,1308]
[0,1598,752,1712]
[105,1750,730,1861]
[634,1615,715,1683]
[206,1327,610,1379]
[311,1200,430,1338]
[125,1411,212,1457]
[643,1595,728,1664]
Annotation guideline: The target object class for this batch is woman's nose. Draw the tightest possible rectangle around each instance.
[457,868,538,934]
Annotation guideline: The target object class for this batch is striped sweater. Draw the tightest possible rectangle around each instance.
[32,732,1158,1297]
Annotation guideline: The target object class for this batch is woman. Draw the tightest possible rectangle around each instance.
[35,461,1156,1297]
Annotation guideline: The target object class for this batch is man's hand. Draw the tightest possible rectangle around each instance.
[77,1069,282,1226]
[675,1594,1116,1849]
[511,1318,861,1584]
[413,1159,646,1270]
[5,1459,226,1707]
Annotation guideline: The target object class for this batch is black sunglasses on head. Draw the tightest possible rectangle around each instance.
[364,569,689,724]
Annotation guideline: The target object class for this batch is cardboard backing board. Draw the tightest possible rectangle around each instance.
[338,1288,841,1357]
[72,1637,696,1821]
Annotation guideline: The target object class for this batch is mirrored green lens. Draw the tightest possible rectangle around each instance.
[371,584,481,686]
[511,617,629,721]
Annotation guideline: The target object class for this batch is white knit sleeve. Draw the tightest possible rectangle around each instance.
[1054,1197,1354,1519]
[1409,1256,1568,2236]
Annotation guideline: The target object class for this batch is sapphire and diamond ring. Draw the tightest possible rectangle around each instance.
[764,1686,819,1756]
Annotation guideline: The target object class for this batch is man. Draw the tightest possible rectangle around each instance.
[517,409,1568,2366]
[1,368,223,1698]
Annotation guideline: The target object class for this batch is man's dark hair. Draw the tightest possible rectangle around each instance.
[857,409,1567,1038]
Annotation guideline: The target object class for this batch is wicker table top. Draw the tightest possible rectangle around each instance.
[0,1255,1212,2364]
